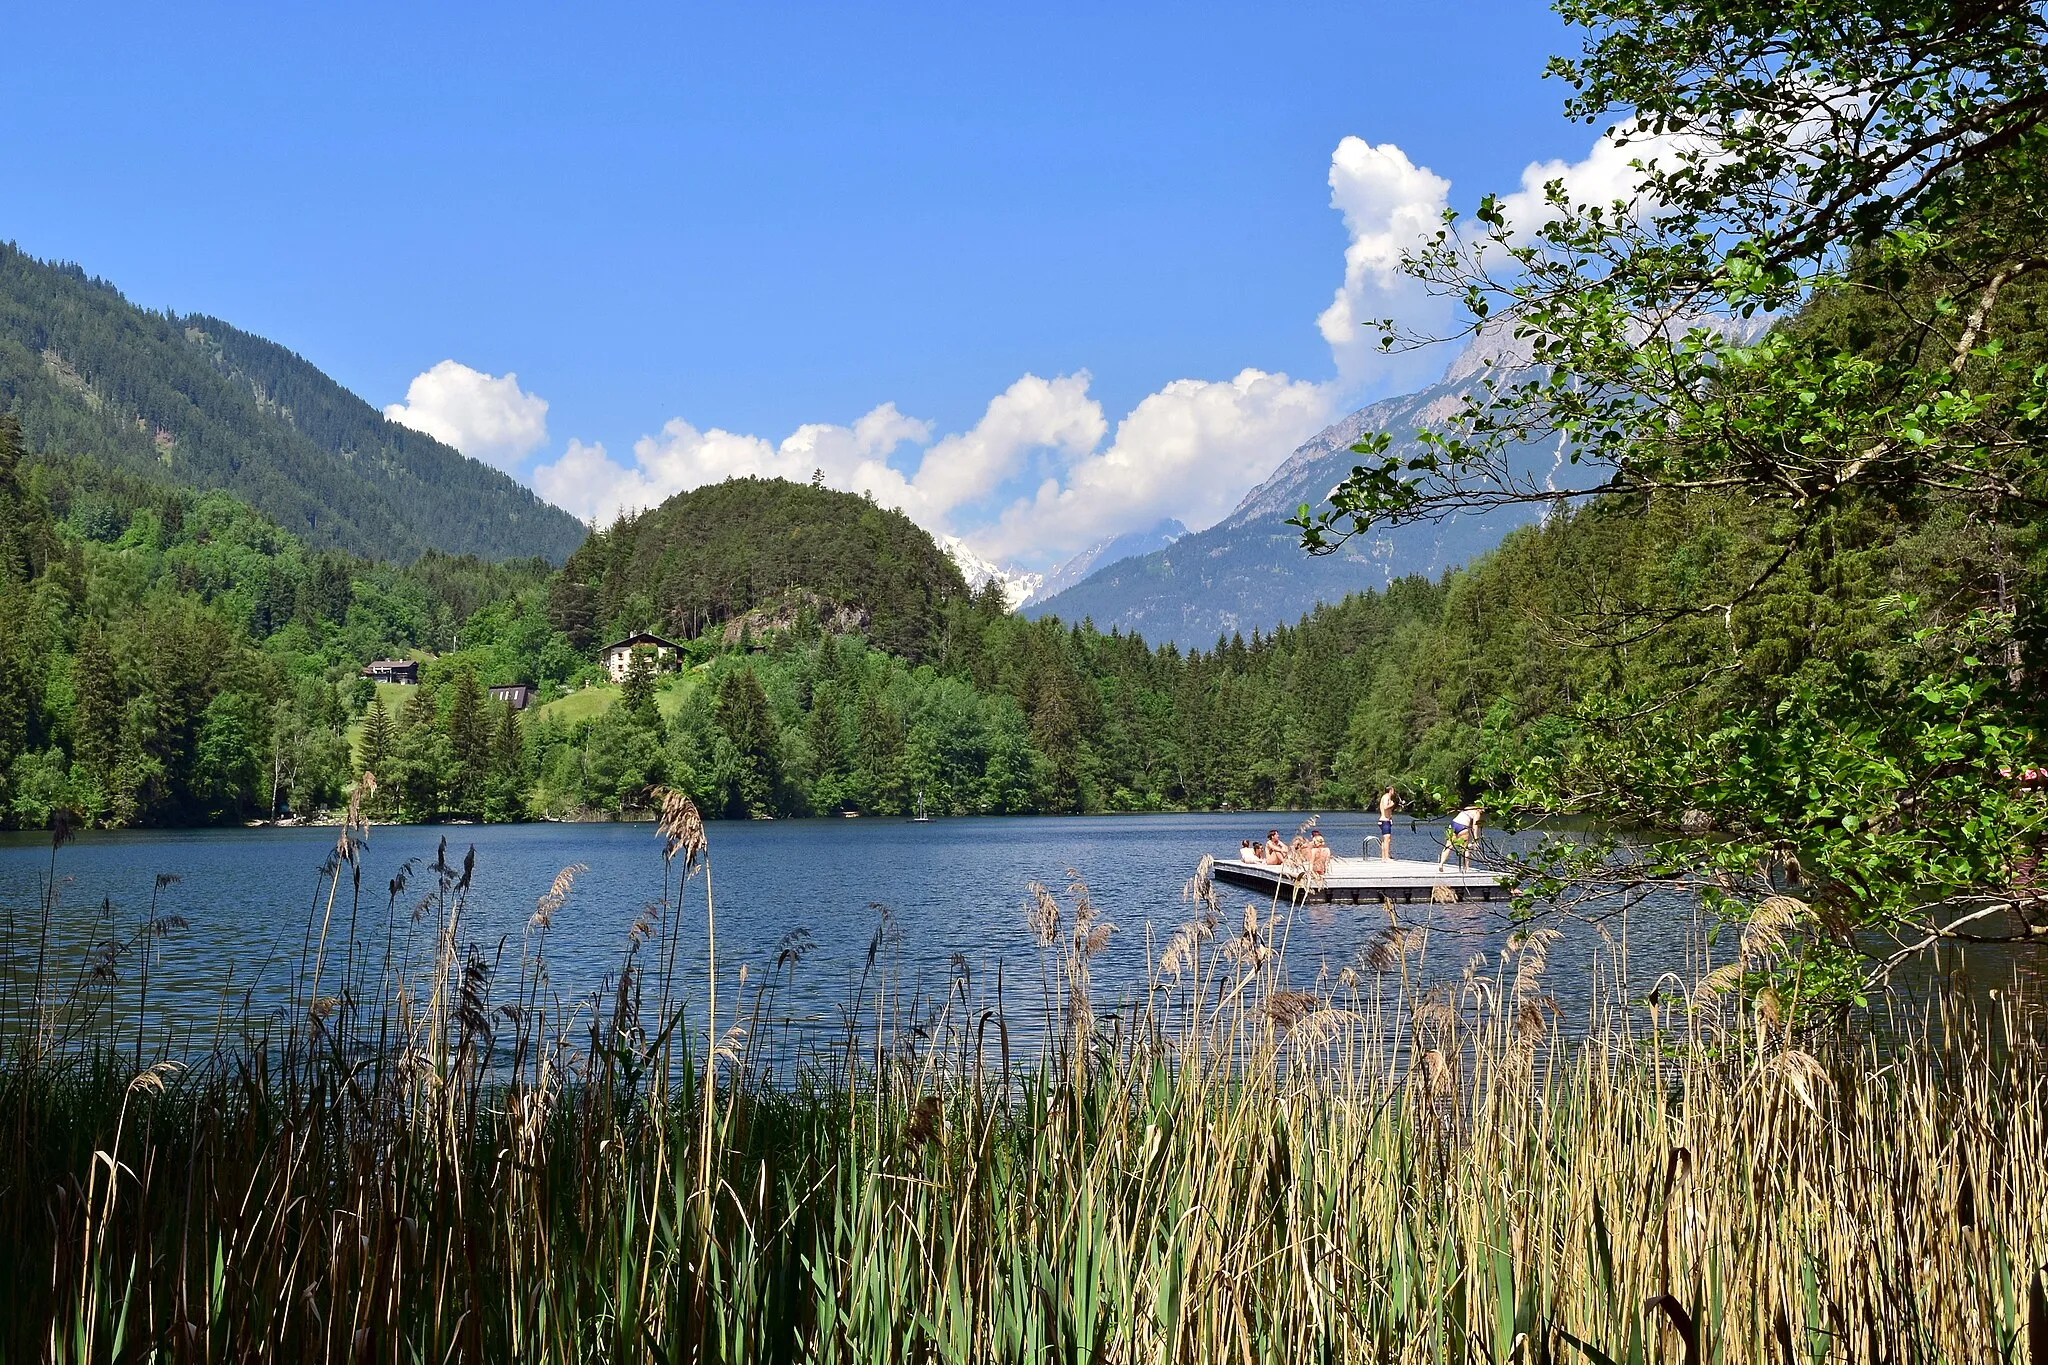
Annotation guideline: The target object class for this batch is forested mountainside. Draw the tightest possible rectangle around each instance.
[0,421,556,826]
[0,244,586,562]
[549,477,974,659]
[1026,353,1553,646]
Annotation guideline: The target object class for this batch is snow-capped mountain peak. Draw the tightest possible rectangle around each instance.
[941,536,1044,610]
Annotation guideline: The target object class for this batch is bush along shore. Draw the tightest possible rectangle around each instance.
[3,787,2045,1362]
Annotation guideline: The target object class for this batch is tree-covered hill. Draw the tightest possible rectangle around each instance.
[551,477,973,658]
[0,244,586,563]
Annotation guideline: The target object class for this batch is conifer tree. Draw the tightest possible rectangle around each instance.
[71,627,124,792]
[715,667,779,818]
[486,702,525,821]
[805,682,846,808]
[620,649,663,733]
[445,671,491,816]
[391,684,447,822]
[357,697,394,782]
[852,681,904,814]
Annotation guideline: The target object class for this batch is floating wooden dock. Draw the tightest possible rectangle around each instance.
[1212,855,1508,904]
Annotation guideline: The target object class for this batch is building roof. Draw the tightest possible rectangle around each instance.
[599,631,685,653]
[362,658,416,671]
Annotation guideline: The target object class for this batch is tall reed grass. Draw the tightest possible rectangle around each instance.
[2,787,2045,1362]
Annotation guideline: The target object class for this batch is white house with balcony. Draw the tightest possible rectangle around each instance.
[600,631,685,683]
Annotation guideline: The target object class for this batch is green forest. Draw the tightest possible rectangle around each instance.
[1,383,2019,832]
[0,424,1462,827]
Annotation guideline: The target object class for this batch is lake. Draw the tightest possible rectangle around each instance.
[0,811,1795,1056]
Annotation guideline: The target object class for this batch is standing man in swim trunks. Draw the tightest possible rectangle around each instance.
[1378,786,1397,860]
[1436,804,1483,871]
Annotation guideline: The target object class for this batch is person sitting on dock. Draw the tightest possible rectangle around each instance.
[1309,832,1332,876]
[1239,838,1257,863]
[1261,830,1287,866]
[1378,786,1397,861]
[1436,804,1483,871]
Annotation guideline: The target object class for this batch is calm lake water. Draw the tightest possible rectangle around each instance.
[1,812,1731,1059]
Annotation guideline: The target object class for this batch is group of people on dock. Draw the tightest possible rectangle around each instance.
[1237,789,1485,871]
[1240,829,1333,876]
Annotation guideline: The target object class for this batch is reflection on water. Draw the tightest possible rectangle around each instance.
[0,813,2030,1057]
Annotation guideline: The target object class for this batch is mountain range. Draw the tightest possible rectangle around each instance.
[944,518,1187,611]
[1020,340,1559,648]
[0,244,586,563]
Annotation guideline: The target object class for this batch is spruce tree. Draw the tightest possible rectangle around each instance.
[806,683,845,808]
[620,649,663,733]
[358,697,394,781]
[71,627,124,789]
[715,667,779,818]
[393,684,446,822]
[445,671,491,816]
[486,703,525,821]
[852,681,904,814]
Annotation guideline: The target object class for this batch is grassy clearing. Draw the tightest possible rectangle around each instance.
[528,674,696,729]
[529,682,620,727]
[2,791,2045,1361]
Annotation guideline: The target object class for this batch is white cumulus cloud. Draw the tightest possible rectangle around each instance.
[1316,137,1457,390]
[530,402,927,525]
[1496,125,1687,234]
[529,378,1113,533]
[976,368,1332,561]
[384,360,550,472]
[911,373,1105,515]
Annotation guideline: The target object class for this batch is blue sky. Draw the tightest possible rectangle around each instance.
[1,2,1598,567]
